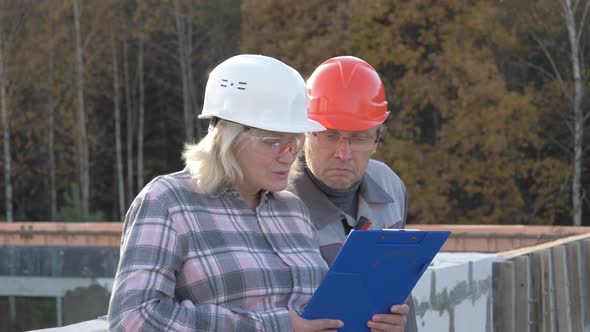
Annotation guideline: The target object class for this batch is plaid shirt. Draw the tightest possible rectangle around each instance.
[108,170,328,332]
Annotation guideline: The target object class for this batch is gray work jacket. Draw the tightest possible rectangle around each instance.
[288,158,418,332]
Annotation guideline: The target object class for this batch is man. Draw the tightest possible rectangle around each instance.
[289,56,417,332]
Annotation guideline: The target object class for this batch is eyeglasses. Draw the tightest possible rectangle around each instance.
[311,132,378,152]
[243,134,304,157]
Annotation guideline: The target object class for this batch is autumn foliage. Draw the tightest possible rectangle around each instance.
[0,0,586,225]
[242,0,576,225]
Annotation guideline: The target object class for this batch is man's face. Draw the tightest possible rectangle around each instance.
[304,127,379,190]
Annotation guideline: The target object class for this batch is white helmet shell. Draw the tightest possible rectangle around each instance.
[198,54,325,133]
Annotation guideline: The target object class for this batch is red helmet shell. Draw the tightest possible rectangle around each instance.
[307,56,389,131]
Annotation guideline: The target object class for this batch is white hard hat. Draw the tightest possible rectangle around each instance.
[198,54,325,133]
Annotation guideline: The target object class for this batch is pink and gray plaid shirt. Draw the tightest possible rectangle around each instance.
[108,170,328,332]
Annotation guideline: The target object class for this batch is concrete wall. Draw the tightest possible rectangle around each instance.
[4,222,590,251]
[5,223,586,331]
[0,246,118,329]
[29,252,501,332]
[413,253,500,332]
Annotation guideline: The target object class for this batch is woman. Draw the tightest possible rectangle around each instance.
[108,55,343,332]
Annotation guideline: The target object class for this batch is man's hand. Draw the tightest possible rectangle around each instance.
[366,304,409,332]
[289,310,344,332]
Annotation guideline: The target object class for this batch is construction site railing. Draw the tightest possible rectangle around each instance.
[493,233,590,332]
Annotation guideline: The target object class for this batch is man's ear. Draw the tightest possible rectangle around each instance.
[372,143,378,154]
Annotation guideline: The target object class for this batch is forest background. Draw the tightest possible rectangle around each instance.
[1,0,589,227]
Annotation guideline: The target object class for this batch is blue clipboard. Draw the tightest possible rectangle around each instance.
[302,229,450,332]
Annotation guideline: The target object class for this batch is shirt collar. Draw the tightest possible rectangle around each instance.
[218,186,275,202]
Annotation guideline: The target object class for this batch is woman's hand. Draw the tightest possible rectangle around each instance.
[367,304,409,332]
[289,310,344,332]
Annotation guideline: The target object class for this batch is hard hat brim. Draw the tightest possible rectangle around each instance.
[309,111,389,131]
[198,114,326,133]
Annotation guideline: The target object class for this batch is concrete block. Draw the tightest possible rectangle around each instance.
[412,252,500,332]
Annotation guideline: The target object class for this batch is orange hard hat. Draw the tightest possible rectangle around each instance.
[306,56,389,131]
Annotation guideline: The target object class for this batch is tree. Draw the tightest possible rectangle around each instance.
[500,0,590,225]
[111,27,125,219]
[242,0,570,225]
[241,0,349,76]
[0,0,240,222]
[562,0,587,226]
[563,0,585,226]
[47,49,57,220]
[68,0,116,219]
[123,35,135,205]
[72,0,89,217]
[0,0,30,222]
[0,34,11,223]
[36,0,82,222]
[174,0,196,141]
[136,38,145,191]
[352,0,569,224]
[139,0,240,142]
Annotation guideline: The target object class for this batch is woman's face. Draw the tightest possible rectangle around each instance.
[233,128,304,199]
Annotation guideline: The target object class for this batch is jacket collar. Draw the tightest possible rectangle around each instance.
[288,157,393,229]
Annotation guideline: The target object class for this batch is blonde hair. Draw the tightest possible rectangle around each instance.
[182,120,245,195]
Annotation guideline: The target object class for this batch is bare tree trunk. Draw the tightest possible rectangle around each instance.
[73,0,89,217]
[48,52,56,220]
[124,39,134,204]
[175,0,194,142]
[0,38,13,223]
[6,59,16,306]
[137,39,144,191]
[535,0,589,226]
[563,0,585,226]
[111,29,125,219]
[159,88,168,170]
[186,23,202,139]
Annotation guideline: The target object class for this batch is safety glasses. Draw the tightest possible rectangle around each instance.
[243,134,305,157]
[310,132,378,152]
